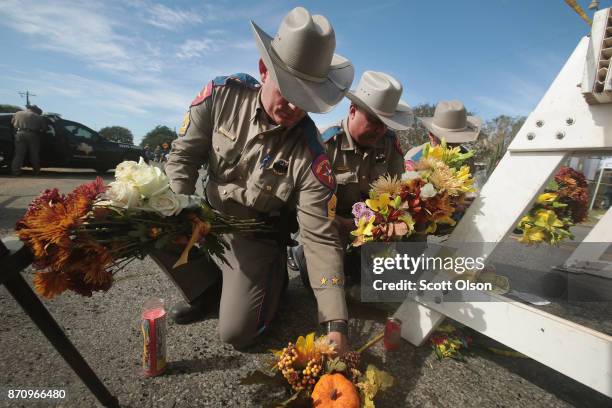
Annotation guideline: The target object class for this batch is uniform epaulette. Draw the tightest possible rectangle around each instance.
[213,73,261,89]
[191,73,260,107]
[299,117,324,158]
[320,125,342,143]
[385,129,404,156]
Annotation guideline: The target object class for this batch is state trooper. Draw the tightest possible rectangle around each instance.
[11,105,46,176]
[404,100,482,224]
[153,7,354,352]
[404,100,481,168]
[291,71,413,288]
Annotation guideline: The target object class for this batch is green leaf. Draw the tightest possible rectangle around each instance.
[546,180,560,191]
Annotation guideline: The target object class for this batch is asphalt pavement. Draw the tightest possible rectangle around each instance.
[0,168,611,408]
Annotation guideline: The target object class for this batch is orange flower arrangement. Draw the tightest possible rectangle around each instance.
[16,162,269,299]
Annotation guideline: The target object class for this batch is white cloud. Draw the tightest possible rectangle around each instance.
[0,0,158,74]
[145,4,202,30]
[176,37,255,59]
[177,39,219,59]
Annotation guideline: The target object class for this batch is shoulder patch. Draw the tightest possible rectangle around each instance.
[321,125,342,143]
[312,154,336,191]
[190,73,260,107]
[385,130,403,156]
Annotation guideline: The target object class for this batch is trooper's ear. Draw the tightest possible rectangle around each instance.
[258,58,269,83]
[348,103,358,119]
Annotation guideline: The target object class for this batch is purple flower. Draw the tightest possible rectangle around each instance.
[352,202,375,225]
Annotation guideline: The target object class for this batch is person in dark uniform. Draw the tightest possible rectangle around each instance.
[11,105,46,176]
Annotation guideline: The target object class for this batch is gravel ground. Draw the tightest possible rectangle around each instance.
[1,169,611,408]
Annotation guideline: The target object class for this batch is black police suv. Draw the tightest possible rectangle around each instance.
[0,113,145,174]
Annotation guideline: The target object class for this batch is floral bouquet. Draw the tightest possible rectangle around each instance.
[429,323,472,361]
[16,158,269,299]
[351,140,475,246]
[248,332,393,407]
[516,166,589,245]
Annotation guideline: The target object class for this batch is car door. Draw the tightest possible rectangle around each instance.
[60,120,100,166]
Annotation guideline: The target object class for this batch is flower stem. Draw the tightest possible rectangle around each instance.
[357,331,385,354]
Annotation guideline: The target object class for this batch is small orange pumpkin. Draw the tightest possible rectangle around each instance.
[311,373,360,408]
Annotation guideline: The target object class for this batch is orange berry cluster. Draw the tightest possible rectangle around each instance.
[276,343,323,392]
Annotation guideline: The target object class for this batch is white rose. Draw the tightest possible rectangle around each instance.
[402,171,420,181]
[105,181,141,209]
[420,183,437,199]
[131,164,170,197]
[114,160,139,182]
[148,191,182,217]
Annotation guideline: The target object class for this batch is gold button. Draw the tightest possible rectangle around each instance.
[265,185,272,191]
[258,134,264,140]
[362,176,366,180]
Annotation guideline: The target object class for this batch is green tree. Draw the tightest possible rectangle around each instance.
[140,125,177,148]
[471,115,526,179]
[99,126,134,144]
[0,104,24,113]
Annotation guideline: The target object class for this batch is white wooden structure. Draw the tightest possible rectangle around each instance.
[395,9,612,398]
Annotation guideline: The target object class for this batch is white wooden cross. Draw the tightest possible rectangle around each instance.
[394,9,612,398]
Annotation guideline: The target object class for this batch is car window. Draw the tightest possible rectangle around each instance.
[63,123,95,139]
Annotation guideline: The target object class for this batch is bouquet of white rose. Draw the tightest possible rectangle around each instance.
[16,159,268,299]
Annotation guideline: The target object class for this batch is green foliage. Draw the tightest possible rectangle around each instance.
[0,104,24,113]
[395,103,436,153]
[469,115,526,180]
[99,126,134,144]
[140,125,177,148]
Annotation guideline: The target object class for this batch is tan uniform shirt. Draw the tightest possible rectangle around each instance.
[322,119,405,218]
[12,110,46,133]
[166,74,347,323]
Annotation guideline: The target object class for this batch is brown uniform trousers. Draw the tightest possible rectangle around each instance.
[156,74,347,347]
[11,110,46,175]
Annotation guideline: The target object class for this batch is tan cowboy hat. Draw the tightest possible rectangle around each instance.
[347,71,413,130]
[250,7,354,113]
[419,100,482,143]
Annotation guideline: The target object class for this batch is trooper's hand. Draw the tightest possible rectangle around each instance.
[327,331,348,355]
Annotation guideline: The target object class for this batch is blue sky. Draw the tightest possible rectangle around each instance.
[0,0,601,144]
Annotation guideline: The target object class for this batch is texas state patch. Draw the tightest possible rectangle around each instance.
[178,112,190,136]
[311,154,335,190]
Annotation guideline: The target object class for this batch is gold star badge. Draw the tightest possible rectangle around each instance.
[320,277,328,285]
[331,276,340,286]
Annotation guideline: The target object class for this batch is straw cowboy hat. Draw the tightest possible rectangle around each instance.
[347,71,413,130]
[250,7,354,113]
[419,100,482,143]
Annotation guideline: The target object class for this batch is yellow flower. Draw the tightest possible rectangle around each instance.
[519,225,547,244]
[366,193,392,213]
[351,215,376,237]
[534,209,564,229]
[536,192,558,204]
[371,175,403,196]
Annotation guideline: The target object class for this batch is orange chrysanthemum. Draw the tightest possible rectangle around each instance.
[33,271,69,299]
